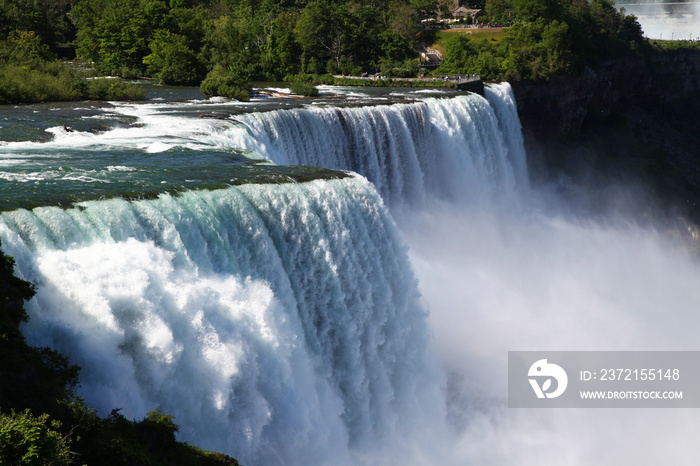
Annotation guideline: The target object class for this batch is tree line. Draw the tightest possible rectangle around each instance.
[66,0,437,95]
[0,0,664,101]
[1,0,441,99]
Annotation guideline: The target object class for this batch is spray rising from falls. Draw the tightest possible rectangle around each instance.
[614,0,700,40]
[225,83,528,207]
[0,178,446,466]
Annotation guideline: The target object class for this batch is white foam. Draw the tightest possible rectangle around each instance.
[1,179,445,465]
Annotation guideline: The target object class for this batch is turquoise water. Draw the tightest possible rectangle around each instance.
[0,83,362,210]
[0,81,461,211]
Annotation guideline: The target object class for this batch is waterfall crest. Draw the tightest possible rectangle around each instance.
[225,83,528,207]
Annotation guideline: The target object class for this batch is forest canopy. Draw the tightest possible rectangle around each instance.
[0,0,651,96]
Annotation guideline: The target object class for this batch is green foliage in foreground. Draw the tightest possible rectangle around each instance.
[60,402,240,466]
[0,410,72,466]
[0,240,239,465]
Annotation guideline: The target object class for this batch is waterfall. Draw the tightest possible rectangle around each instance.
[0,84,534,465]
[221,83,528,207]
[0,177,446,465]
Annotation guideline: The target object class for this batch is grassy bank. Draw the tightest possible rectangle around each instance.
[430,27,508,56]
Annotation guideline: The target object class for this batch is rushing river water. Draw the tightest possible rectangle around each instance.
[2,82,700,465]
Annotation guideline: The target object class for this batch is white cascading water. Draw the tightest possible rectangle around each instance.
[221,84,528,208]
[0,178,448,465]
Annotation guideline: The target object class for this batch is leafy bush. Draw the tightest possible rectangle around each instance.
[0,70,145,104]
[284,72,315,83]
[317,73,336,85]
[379,58,423,78]
[200,64,251,101]
[325,56,361,76]
[86,78,146,101]
[290,81,319,96]
[284,73,335,85]
[0,410,73,466]
[0,33,145,105]
[0,64,85,104]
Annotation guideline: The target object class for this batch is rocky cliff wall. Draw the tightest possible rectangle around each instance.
[510,49,700,140]
[509,49,700,221]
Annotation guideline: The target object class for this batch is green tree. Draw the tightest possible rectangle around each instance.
[500,18,572,79]
[207,13,262,82]
[410,0,437,19]
[589,0,621,34]
[541,19,571,73]
[485,0,513,22]
[71,0,169,76]
[619,13,643,42]
[0,410,73,466]
[144,30,206,84]
[385,3,419,60]
[295,0,353,71]
[511,0,565,22]
[0,0,76,49]
[259,12,302,80]
[440,35,476,72]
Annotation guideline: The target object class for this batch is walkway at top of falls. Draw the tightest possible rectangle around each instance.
[332,74,484,94]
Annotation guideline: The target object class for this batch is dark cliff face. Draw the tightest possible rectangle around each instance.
[511,50,700,140]
[510,49,700,221]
